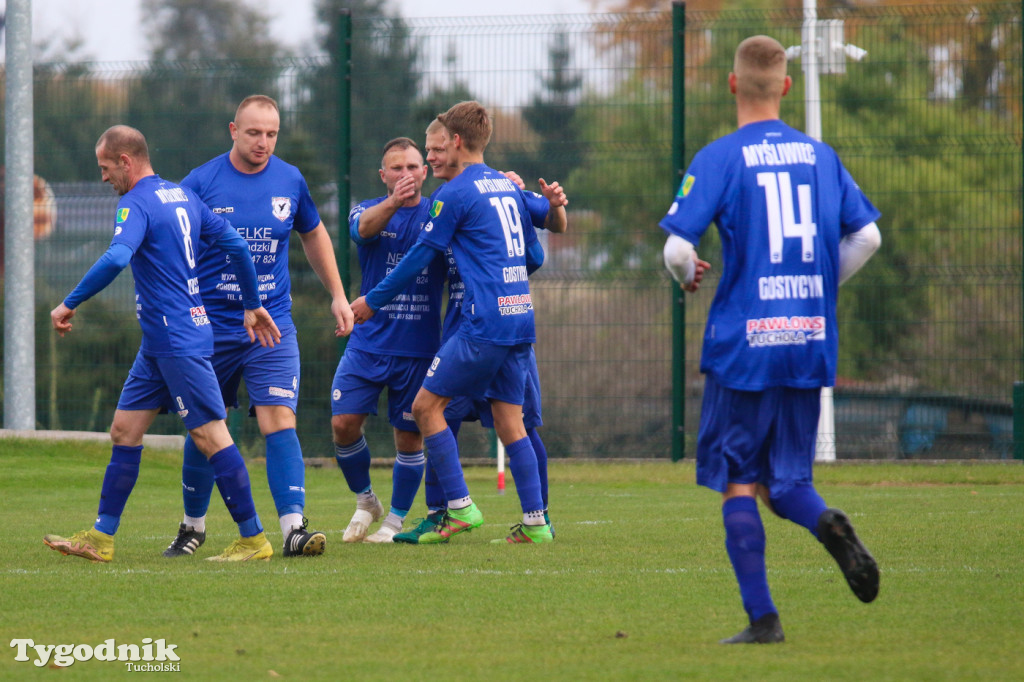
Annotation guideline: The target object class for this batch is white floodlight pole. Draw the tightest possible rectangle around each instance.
[801,0,834,461]
[4,0,36,431]
[788,3,867,462]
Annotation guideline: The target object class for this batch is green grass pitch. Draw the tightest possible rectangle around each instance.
[1,437,1022,680]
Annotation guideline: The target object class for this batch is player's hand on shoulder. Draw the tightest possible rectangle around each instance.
[501,170,526,190]
[351,296,375,324]
[51,303,76,336]
[334,297,355,337]
[244,307,282,347]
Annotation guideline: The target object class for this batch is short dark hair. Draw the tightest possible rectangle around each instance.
[382,136,421,157]
[95,125,149,162]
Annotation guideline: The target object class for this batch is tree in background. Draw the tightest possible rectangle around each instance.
[519,31,586,189]
[305,0,422,203]
[127,0,286,180]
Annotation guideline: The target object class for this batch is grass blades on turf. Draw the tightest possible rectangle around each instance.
[1,437,1022,680]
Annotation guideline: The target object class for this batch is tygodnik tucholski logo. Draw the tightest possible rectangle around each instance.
[10,637,181,671]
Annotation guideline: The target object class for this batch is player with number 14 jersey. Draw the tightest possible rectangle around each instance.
[659,119,879,390]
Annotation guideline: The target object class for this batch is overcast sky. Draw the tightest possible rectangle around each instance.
[20,0,603,62]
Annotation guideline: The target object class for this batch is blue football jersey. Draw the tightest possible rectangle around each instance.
[440,187,546,345]
[181,153,321,339]
[110,175,234,357]
[347,196,446,357]
[659,119,880,390]
[423,167,539,346]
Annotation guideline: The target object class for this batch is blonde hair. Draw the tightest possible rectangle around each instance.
[733,35,788,101]
[436,101,491,153]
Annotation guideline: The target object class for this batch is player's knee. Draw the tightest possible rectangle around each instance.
[332,413,363,444]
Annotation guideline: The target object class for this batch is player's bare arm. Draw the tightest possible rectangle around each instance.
[356,181,416,240]
[299,223,354,337]
[539,179,568,233]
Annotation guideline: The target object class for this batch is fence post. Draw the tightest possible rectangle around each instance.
[670,1,687,462]
[1015,382,1024,460]
[336,9,353,356]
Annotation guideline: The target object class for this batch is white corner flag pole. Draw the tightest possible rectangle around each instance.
[496,438,506,494]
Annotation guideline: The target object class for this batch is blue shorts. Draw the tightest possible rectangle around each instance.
[117,352,227,430]
[695,373,821,495]
[423,335,530,407]
[331,347,432,432]
[211,331,300,416]
[476,346,543,429]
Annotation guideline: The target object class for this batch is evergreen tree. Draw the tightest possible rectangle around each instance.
[520,31,585,187]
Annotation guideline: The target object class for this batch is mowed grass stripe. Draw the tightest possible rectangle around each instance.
[1,438,1022,681]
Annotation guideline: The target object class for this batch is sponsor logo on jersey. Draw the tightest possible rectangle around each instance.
[426,356,441,377]
[212,206,234,214]
[271,197,291,221]
[746,315,825,347]
[114,226,123,236]
[189,305,210,327]
[429,200,444,218]
[116,208,130,223]
[679,173,695,198]
[497,293,533,316]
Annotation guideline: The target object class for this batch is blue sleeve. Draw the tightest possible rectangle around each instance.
[365,241,442,311]
[526,237,545,275]
[64,242,134,309]
[348,203,374,246]
[523,191,549,228]
[216,228,261,309]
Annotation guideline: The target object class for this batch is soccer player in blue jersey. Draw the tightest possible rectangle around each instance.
[659,36,882,643]
[351,102,552,544]
[402,120,566,544]
[331,137,447,543]
[391,119,568,545]
[160,95,353,559]
[44,125,281,563]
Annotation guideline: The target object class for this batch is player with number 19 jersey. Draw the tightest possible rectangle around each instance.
[181,153,320,340]
[659,120,879,390]
[421,164,535,346]
[110,175,239,357]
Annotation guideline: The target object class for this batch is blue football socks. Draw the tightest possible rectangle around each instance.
[423,428,469,502]
[722,496,776,622]
[770,484,829,539]
[181,434,215,519]
[209,445,262,537]
[527,427,549,508]
[335,435,372,494]
[94,445,142,535]
[391,450,425,517]
[506,436,544,515]
[265,428,305,517]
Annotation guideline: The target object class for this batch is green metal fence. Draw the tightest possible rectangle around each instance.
[2,4,1020,460]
